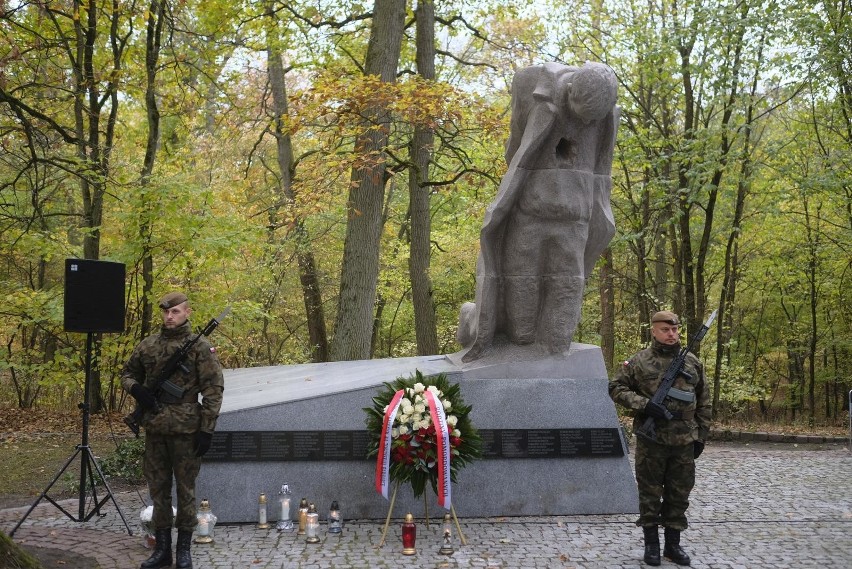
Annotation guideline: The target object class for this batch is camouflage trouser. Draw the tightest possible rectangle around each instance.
[144,432,201,531]
[634,438,695,530]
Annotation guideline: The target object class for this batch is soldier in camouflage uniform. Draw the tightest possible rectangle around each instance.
[122,292,224,569]
[609,311,711,567]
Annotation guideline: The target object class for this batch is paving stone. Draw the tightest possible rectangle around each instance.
[2,442,851,568]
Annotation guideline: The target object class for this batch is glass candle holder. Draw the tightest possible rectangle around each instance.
[276,485,293,531]
[257,492,270,529]
[327,501,342,534]
[297,498,309,535]
[305,503,321,544]
[401,512,416,555]
[194,499,217,544]
[438,513,454,555]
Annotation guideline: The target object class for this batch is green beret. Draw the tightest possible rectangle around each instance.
[651,310,679,325]
[158,292,188,309]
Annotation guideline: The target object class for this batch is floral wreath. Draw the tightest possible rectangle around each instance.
[364,370,482,499]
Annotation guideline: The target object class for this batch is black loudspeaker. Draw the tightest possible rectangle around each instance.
[64,258,126,333]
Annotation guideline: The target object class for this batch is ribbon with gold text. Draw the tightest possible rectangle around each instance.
[375,389,406,500]
[423,389,451,509]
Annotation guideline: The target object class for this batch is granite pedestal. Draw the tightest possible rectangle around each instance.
[195,343,638,523]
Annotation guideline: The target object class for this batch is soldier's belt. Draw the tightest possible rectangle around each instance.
[646,406,695,422]
[677,409,695,421]
[158,392,199,405]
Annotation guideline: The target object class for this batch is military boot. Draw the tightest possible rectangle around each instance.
[141,528,172,569]
[642,525,661,566]
[175,529,193,568]
[663,527,691,566]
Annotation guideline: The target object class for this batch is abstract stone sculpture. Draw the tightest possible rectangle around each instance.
[459,61,619,362]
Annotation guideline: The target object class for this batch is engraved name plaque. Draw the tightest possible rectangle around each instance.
[205,428,623,462]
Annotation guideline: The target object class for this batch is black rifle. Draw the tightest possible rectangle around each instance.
[634,310,717,443]
[124,307,230,436]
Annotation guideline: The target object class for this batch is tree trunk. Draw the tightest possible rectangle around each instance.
[74,0,128,412]
[266,2,329,362]
[408,0,439,356]
[0,531,41,568]
[713,31,764,416]
[330,0,406,361]
[804,199,820,423]
[138,0,165,339]
[786,339,806,421]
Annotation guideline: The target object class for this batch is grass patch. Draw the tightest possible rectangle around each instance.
[0,433,135,507]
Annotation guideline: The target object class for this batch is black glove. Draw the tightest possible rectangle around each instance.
[130,383,157,410]
[693,440,705,459]
[194,431,213,457]
[644,400,671,420]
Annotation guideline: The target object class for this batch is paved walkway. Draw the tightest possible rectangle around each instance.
[3,440,851,568]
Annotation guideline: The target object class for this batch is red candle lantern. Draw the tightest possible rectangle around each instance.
[401,512,416,555]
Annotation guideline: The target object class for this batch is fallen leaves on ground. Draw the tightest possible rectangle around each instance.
[0,407,128,436]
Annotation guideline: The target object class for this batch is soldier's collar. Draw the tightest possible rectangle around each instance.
[651,337,680,356]
[161,320,191,338]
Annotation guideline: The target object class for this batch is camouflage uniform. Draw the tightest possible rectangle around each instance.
[121,320,224,532]
[609,337,711,530]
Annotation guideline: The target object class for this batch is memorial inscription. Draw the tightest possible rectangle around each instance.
[205,428,623,462]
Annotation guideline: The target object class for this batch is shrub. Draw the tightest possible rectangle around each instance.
[99,437,145,484]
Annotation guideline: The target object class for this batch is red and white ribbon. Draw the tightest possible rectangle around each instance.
[375,389,406,500]
[423,390,452,510]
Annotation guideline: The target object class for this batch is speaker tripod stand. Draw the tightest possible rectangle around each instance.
[10,332,133,536]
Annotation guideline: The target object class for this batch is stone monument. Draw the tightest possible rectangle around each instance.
[458,61,619,362]
[195,62,637,523]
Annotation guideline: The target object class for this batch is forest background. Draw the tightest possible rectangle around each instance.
[1,0,850,430]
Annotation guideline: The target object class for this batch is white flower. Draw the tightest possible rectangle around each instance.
[413,382,426,393]
[427,385,441,395]
[442,399,452,411]
[447,415,458,427]
[383,404,389,413]
[398,425,410,436]
[414,403,426,414]
[391,427,399,437]
[453,429,461,437]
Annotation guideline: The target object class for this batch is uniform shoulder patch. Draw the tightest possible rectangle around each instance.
[209,346,216,353]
